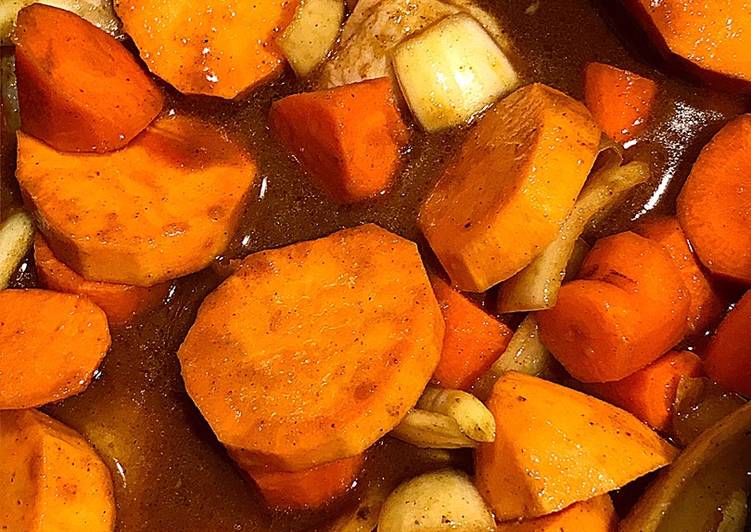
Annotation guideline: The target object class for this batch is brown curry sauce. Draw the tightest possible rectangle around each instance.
[3,0,749,529]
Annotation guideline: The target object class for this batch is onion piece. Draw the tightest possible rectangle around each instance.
[392,13,519,131]
[416,386,495,442]
[378,469,495,532]
[277,0,344,78]
[391,409,477,449]
[621,401,751,532]
[471,314,552,400]
[0,210,34,289]
[497,159,650,313]
[672,376,747,446]
[0,0,120,45]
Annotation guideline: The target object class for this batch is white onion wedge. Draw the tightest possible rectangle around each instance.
[278,0,344,78]
[471,315,552,400]
[0,210,34,289]
[392,13,519,131]
[0,0,120,45]
[378,469,495,532]
[416,386,495,442]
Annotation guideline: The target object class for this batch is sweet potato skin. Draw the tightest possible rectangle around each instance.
[35,235,169,326]
[704,291,751,398]
[16,113,256,286]
[475,372,677,521]
[115,0,299,98]
[537,231,690,382]
[585,351,703,432]
[430,275,512,389]
[634,215,724,333]
[0,409,115,531]
[13,4,163,152]
[496,495,617,532]
[178,224,444,470]
[0,289,110,409]
[419,83,600,292]
[270,78,409,204]
[677,115,751,285]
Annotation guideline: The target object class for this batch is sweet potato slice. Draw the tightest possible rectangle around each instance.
[634,215,724,333]
[234,453,364,509]
[584,62,657,144]
[13,4,163,152]
[704,291,751,398]
[16,113,256,286]
[429,275,512,390]
[677,114,751,285]
[269,78,409,204]
[0,289,110,409]
[418,83,600,292]
[585,351,704,432]
[114,0,299,98]
[496,495,617,532]
[537,231,690,382]
[177,224,444,470]
[34,235,169,326]
[475,372,677,521]
[626,0,751,85]
[0,409,115,531]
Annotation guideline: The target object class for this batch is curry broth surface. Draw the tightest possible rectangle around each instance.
[4,0,749,530]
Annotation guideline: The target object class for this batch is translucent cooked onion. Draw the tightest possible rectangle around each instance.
[277,0,344,77]
[392,13,519,131]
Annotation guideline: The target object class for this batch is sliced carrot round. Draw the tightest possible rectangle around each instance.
[634,215,724,333]
[704,291,751,398]
[34,235,169,326]
[114,0,299,98]
[234,453,364,509]
[677,114,751,285]
[537,232,690,382]
[0,289,110,409]
[13,4,164,152]
[16,113,256,287]
[584,62,657,143]
[178,224,444,470]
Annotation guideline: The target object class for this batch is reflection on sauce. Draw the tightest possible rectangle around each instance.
[3,0,747,530]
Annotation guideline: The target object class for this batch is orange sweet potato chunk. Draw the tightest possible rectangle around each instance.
[419,83,600,292]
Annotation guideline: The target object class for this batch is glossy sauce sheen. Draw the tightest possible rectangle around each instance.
[4,0,748,530]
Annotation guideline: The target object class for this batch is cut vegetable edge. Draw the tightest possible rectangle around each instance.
[392,12,519,132]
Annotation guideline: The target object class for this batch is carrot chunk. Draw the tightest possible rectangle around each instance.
[475,372,676,520]
[34,235,169,326]
[585,351,703,432]
[496,495,617,532]
[626,0,751,85]
[430,275,512,390]
[0,289,110,409]
[114,0,299,98]
[233,452,364,509]
[12,4,163,153]
[584,62,657,144]
[0,409,115,531]
[704,291,751,398]
[16,113,256,287]
[634,215,724,333]
[269,78,409,204]
[419,83,600,292]
[537,231,690,382]
[677,115,751,285]
[177,224,444,470]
